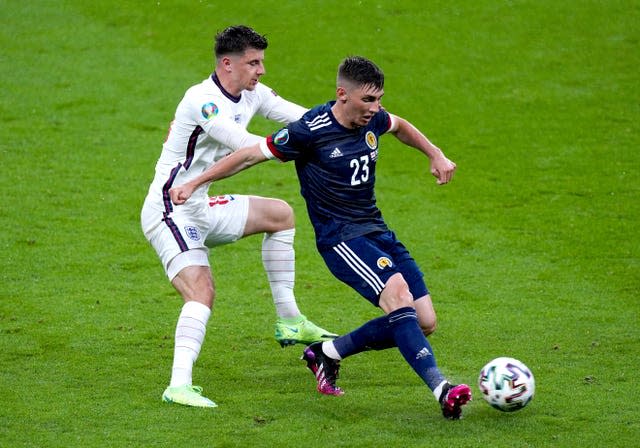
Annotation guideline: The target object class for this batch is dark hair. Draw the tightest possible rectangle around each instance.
[214,25,268,58]
[337,56,384,90]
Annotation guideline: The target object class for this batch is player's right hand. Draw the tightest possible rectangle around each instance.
[169,184,194,205]
[430,155,456,185]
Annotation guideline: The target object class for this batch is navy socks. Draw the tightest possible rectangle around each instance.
[387,307,445,391]
[333,307,445,391]
[333,315,396,356]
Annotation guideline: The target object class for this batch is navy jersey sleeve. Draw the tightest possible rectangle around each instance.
[373,109,392,136]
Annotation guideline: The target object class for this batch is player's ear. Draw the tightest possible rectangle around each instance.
[336,86,348,103]
[221,56,233,72]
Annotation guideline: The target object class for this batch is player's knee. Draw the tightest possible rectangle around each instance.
[172,265,216,307]
[247,197,295,234]
[259,198,294,230]
[380,274,413,312]
[205,283,216,302]
[272,199,294,229]
[185,282,215,307]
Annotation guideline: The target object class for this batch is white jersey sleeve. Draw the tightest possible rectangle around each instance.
[199,112,263,152]
[191,82,305,153]
[254,83,308,123]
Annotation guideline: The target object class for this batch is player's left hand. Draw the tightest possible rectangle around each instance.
[430,155,456,185]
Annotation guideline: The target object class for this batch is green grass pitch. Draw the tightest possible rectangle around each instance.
[1,1,638,447]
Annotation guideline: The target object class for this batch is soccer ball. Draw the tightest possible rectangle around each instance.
[478,357,535,412]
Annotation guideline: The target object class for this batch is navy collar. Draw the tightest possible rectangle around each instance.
[211,72,242,103]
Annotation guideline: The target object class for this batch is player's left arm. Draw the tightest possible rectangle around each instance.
[255,83,308,123]
[387,113,456,185]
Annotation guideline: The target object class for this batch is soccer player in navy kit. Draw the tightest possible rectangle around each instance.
[170,56,472,419]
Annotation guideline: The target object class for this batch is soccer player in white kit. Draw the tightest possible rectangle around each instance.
[140,25,336,408]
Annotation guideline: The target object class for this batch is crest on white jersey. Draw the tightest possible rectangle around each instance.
[201,102,219,119]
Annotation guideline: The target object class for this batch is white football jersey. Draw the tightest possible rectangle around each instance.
[144,74,307,211]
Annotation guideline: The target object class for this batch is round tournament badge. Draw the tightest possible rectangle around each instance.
[201,102,219,119]
[274,128,290,145]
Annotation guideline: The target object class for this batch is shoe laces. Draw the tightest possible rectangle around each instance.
[189,385,203,395]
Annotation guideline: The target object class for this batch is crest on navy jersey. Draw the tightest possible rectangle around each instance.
[184,226,202,241]
[201,102,219,119]
[274,128,289,145]
[365,131,377,150]
[376,257,393,269]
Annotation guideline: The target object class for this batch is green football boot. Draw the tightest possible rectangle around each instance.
[274,315,338,347]
[162,385,217,408]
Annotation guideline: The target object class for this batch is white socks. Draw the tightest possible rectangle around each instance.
[262,229,301,319]
[433,380,449,400]
[322,341,342,360]
[169,301,211,387]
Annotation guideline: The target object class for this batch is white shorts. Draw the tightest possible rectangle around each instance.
[141,194,249,279]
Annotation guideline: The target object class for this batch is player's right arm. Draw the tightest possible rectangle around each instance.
[169,142,268,205]
[387,113,456,185]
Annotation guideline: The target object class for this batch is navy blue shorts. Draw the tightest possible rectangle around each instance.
[319,231,429,307]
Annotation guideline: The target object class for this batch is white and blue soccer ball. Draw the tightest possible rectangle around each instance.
[478,357,535,412]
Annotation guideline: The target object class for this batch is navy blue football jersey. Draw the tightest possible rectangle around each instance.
[265,101,393,248]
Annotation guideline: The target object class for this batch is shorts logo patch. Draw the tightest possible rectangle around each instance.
[184,226,202,241]
[201,102,219,119]
[365,131,377,150]
[274,128,289,145]
[376,257,392,269]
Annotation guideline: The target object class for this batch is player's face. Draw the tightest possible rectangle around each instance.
[342,84,384,128]
[226,48,266,93]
